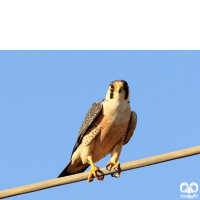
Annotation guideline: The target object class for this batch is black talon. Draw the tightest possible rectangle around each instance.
[106,164,112,171]
[111,164,121,178]
[111,172,120,178]
[90,176,94,182]
[111,168,121,178]
[97,169,104,179]
[106,163,121,178]
[111,172,118,178]
[114,163,120,171]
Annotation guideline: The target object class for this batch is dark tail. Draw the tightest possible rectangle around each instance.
[58,160,90,178]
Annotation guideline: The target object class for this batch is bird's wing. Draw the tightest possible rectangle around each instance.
[70,102,103,158]
[123,111,137,145]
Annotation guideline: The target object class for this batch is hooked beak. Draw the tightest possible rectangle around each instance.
[118,87,122,94]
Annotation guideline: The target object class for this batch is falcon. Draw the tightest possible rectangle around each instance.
[58,80,137,182]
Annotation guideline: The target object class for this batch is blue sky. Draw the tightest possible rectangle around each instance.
[0,51,199,200]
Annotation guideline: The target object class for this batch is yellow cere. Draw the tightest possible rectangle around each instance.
[115,85,122,92]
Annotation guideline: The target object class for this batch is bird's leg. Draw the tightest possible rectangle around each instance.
[106,141,123,178]
[87,156,104,182]
[106,161,121,178]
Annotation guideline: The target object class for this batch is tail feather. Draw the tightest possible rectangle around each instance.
[58,161,90,178]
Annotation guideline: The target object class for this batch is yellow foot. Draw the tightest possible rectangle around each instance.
[87,156,104,182]
[106,162,121,178]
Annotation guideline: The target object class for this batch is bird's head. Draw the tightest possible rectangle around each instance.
[105,80,130,102]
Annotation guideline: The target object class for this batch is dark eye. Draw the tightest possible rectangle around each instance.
[110,84,114,89]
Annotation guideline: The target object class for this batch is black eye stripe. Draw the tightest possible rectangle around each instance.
[123,81,128,89]
[123,81,129,99]
[110,88,114,99]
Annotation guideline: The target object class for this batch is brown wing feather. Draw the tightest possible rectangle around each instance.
[123,111,137,145]
[71,102,102,157]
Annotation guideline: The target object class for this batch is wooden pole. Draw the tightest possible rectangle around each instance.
[0,145,200,199]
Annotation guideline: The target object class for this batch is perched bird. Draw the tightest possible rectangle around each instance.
[58,80,137,182]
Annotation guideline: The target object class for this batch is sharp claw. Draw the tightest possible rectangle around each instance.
[87,156,104,182]
[88,176,94,182]
[97,169,104,179]
[114,162,120,171]
[106,162,121,178]
[111,171,121,178]
[106,164,112,171]
[111,172,117,177]
[90,176,94,182]
[88,166,104,182]
[106,164,109,170]
[106,162,115,171]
